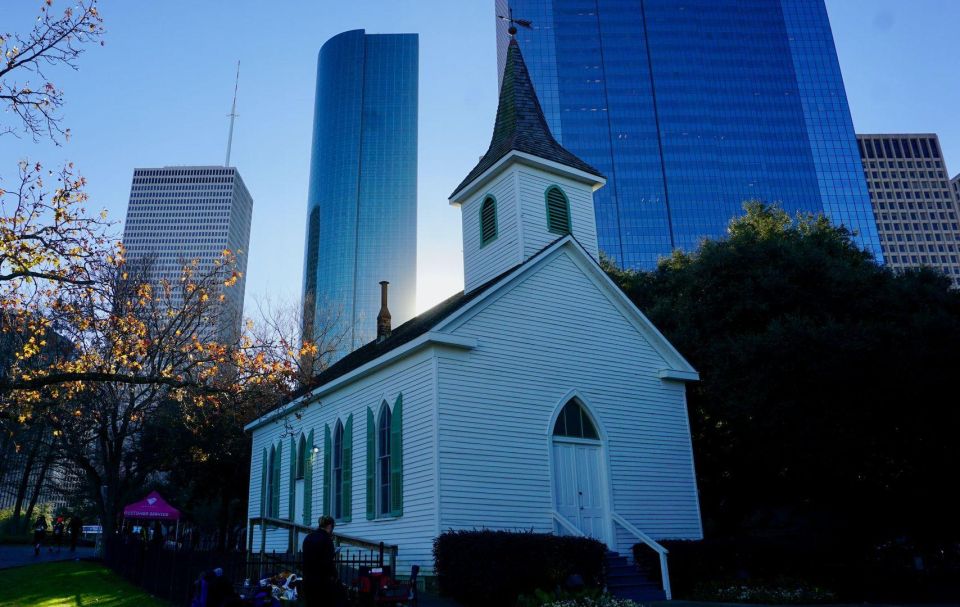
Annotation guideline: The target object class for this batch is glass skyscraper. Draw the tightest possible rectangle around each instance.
[302,30,418,353]
[495,0,882,268]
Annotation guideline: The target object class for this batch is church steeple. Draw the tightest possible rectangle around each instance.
[451,37,605,294]
[450,39,603,199]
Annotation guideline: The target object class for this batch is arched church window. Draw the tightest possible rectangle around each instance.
[553,399,599,440]
[296,434,306,480]
[333,421,344,519]
[267,443,281,517]
[377,403,392,516]
[480,196,498,245]
[545,186,571,235]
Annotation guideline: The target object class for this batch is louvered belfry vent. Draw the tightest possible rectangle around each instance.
[546,186,571,234]
[480,196,497,244]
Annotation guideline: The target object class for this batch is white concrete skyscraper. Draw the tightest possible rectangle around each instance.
[121,166,254,341]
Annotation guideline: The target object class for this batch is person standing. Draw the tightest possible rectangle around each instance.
[53,517,65,552]
[69,514,82,552]
[32,515,48,557]
[301,515,340,607]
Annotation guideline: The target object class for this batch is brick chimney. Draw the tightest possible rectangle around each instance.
[376,281,392,343]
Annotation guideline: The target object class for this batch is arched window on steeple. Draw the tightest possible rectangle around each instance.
[545,186,571,235]
[480,196,498,245]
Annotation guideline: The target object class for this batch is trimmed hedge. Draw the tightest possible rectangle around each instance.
[434,530,606,607]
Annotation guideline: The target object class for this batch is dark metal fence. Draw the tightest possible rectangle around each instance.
[103,536,386,606]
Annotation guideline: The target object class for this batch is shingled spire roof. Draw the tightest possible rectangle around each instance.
[450,38,604,198]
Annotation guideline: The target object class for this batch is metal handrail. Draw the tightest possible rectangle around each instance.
[611,512,672,600]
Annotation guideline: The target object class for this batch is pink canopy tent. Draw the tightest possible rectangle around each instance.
[122,491,181,544]
[123,491,180,520]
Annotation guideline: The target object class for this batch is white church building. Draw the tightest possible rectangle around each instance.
[246,37,702,598]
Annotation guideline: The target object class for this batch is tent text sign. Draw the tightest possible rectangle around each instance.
[122,491,181,520]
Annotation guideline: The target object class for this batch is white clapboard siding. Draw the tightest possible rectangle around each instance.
[462,171,520,292]
[517,169,599,260]
[436,248,701,554]
[249,349,439,572]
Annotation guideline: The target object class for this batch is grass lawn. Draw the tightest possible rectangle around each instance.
[0,560,169,607]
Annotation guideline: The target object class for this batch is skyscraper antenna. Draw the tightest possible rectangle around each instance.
[225,60,240,167]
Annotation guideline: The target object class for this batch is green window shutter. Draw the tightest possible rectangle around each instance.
[390,394,403,517]
[366,407,376,520]
[480,196,498,245]
[545,186,571,234]
[343,414,353,523]
[322,424,331,517]
[288,437,296,521]
[303,430,313,526]
[260,447,267,517]
[271,443,281,518]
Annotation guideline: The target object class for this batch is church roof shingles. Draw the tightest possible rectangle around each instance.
[449,38,603,199]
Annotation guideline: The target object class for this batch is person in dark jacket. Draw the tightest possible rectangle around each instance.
[301,515,339,607]
[32,515,48,557]
[68,514,82,552]
[53,517,65,552]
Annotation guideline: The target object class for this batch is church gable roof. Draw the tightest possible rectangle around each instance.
[449,39,603,199]
[433,237,699,378]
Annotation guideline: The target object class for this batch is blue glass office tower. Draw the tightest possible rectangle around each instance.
[303,30,418,353]
[495,0,882,268]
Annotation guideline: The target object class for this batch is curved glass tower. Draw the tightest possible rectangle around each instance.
[495,0,882,269]
[303,30,418,353]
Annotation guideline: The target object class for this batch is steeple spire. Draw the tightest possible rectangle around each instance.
[450,38,603,198]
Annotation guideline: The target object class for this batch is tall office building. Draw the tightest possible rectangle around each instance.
[495,0,882,269]
[952,173,960,204]
[122,166,254,340]
[856,134,960,286]
[302,30,418,353]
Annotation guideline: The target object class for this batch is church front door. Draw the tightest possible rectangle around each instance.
[552,440,608,544]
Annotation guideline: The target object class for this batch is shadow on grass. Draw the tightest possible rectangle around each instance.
[0,559,169,606]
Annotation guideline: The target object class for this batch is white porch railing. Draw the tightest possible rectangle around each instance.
[551,510,672,600]
[611,512,671,600]
[551,510,585,537]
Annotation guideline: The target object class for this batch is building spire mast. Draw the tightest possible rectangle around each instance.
[225,61,240,167]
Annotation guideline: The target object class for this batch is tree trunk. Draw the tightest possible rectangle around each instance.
[11,438,39,532]
[24,444,55,524]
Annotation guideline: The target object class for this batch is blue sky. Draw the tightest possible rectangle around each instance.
[2,0,958,315]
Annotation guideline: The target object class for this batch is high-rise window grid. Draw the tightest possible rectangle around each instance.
[121,166,254,341]
[856,134,960,287]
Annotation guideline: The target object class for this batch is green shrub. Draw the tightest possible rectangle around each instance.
[0,503,56,534]
[433,530,606,607]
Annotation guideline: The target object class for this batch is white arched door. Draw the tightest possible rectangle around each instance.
[551,399,609,545]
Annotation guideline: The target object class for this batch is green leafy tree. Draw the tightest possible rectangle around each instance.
[606,202,960,549]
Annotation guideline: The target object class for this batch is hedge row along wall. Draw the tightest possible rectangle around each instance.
[434,530,606,606]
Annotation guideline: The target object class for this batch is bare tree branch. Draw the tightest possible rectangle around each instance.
[0,0,104,143]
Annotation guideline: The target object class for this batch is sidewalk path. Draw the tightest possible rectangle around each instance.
[0,544,96,570]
